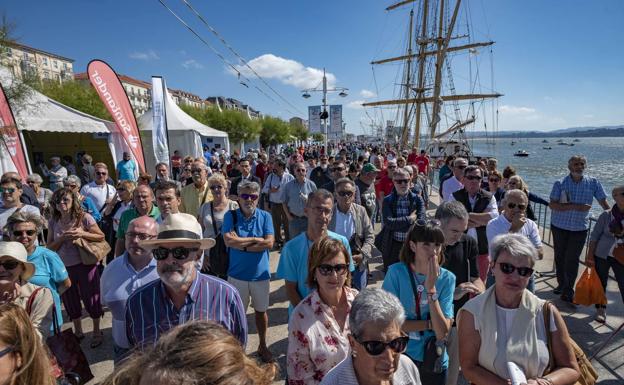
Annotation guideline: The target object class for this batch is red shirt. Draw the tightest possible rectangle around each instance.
[415,155,430,174]
[407,152,418,165]
[255,163,269,183]
[375,172,394,199]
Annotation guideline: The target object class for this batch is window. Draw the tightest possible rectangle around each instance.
[42,57,48,65]
[53,61,58,68]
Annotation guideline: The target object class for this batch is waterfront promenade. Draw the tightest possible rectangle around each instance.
[79,189,623,384]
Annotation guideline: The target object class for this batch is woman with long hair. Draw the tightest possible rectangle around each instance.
[0,303,55,385]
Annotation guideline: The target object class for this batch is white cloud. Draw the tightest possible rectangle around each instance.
[129,50,159,61]
[232,54,336,89]
[182,59,204,69]
[498,105,536,115]
[360,89,376,98]
[347,100,365,110]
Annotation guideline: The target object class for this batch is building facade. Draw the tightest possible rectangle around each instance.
[205,96,261,119]
[1,42,74,83]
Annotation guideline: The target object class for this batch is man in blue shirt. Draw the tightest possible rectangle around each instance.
[100,216,159,363]
[549,155,610,302]
[276,189,354,315]
[222,180,274,362]
[116,152,137,182]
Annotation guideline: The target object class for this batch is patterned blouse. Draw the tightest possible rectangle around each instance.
[287,287,358,385]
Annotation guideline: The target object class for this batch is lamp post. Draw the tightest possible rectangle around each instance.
[301,68,348,155]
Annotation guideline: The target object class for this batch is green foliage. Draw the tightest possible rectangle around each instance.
[181,105,260,144]
[35,80,112,120]
[312,132,325,142]
[259,116,291,147]
[289,119,309,141]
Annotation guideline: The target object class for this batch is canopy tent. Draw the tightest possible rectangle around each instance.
[0,67,134,179]
[138,89,229,171]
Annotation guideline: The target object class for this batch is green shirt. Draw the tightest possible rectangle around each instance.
[116,205,160,239]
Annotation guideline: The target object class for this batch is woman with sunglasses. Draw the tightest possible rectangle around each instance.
[458,233,579,385]
[485,170,505,210]
[320,288,421,385]
[47,188,105,347]
[382,220,454,385]
[0,176,40,241]
[0,303,56,385]
[287,237,358,385]
[6,211,70,334]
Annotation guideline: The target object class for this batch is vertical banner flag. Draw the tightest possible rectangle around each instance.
[87,60,146,172]
[308,105,322,133]
[151,76,170,165]
[0,84,30,179]
[330,105,343,134]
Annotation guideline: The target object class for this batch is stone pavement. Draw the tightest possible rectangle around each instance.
[77,193,622,384]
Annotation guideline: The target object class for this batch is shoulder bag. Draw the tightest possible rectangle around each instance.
[206,204,233,279]
[72,213,111,265]
[543,301,598,385]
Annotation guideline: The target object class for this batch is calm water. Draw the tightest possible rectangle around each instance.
[468,137,624,217]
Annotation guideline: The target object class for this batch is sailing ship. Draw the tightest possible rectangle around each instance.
[363,0,502,160]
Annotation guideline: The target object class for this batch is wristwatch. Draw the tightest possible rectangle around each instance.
[428,292,439,302]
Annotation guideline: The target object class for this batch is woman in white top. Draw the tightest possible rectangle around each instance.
[458,233,579,385]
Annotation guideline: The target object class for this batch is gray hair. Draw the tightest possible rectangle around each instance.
[453,157,467,167]
[435,201,469,225]
[306,189,334,208]
[392,167,410,180]
[4,210,45,233]
[26,173,43,184]
[155,162,168,170]
[568,155,587,165]
[334,177,355,191]
[502,189,527,205]
[237,180,260,194]
[490,233,538,267]
[350,288,406,338]
[63,175,81,188]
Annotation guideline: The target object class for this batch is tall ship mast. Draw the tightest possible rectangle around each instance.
[364,0,502,159]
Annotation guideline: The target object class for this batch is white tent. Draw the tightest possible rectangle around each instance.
[138,89,229,171]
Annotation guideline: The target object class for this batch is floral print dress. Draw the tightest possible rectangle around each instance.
[287,287,358,385]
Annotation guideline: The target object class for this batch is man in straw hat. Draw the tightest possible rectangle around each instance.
[125,213,247,350]
[0,241,54,338]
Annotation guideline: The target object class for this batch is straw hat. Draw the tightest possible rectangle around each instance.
[0,241,35,281]
[139,213,215,250]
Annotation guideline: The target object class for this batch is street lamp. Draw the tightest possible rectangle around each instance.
[301,68,348,154]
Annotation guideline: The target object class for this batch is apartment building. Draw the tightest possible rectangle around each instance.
[1,42,74,83]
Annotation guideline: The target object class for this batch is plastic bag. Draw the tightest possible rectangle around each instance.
[573,267,607,306]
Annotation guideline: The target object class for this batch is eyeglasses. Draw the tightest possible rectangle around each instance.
[497,262,534,277]
[240,193,259,201]
[209,185,223,191]
[317,263,349,276]
[393,179,409,185]
[0,187,16,194]
[0,346,14,359]
[153,247,199,261]
[489,178,500,183]
[0,259,20,270]
[126,232,156,241]
[507,202,527,210]
[95,172,107,176]
[465,175,481,181]
[355,335,409,356]
[337,191,354,198]
[12,230,37,237]
[455,165,467,169]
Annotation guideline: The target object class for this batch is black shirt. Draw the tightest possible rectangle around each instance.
[442,234,479,317]
[355,178,376,219]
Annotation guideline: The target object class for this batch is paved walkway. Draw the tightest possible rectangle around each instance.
[77,191,622,384]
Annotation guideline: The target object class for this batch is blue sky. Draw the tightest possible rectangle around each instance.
[3,0,623,135]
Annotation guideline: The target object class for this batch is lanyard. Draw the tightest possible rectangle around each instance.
[406,263,427,336]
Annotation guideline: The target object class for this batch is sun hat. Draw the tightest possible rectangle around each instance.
[139,213,216,250]
[0,241,35,281]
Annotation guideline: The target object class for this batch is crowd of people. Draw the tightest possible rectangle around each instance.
[0,142,621,385]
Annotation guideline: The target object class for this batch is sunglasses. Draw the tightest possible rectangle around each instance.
[240,193,259,201]
[497,262,534,277]
[56,198,72,204]
[0,260,20,270]
[317,263,349,276]
[355,335,409,356]
[209,185,224,191]
[388,165,397,169]
[95,172,107,176]
[191,169,204,173]
[117,188,127,192]
[67,184,78,189]
[12,230,37,237]
[507,202,527,210]
[337,191,354,198]
[126,232,156,241]
[455,165,467,169]
[331,167,345,172]
[393,179,409,185]
[0,346,14,359]
[465,175,481,181]
[489,178,500,183]
[296,169,307,172]
[153,247,199,261]
[0,187,16,194]
[415,218,442,227]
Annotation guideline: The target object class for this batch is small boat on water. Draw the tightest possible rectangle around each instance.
[568,143,575,146]
[511,141,516,146]
[513,150,529,157]
[556,139,564,142]
[557,141,569,145]
[542,139,549,143]
[573,139,580,142]
[543,146,552,150]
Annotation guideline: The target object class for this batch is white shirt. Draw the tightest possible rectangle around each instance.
[262,172,294,203]
[486,214,542,252]
[334,209,355,240]
[80,181,116,210]
[442,176,463,201]
[448,193,498,240]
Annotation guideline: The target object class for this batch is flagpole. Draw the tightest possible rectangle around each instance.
[161,79,172,176]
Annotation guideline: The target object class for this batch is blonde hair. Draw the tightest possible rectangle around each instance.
[0,304,55,385]
[208,173,227,187]
[102,321,275,385]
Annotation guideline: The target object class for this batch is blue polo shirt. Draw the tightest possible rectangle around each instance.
[222,208,274,281]
[116,159,137,181]
[27,246,68,328]
[276,231,354,314]
[549,174,607,231]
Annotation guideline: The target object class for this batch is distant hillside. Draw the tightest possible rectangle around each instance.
[465,125,624,138]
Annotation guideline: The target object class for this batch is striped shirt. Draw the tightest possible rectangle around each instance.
[125,271,247,350]
[393,194,411,241]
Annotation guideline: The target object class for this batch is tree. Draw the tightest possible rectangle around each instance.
[181,105,260,145]
[259,116,291,148]
[312,132,325,142]
[290,119,308,141]
[35,80,112,120]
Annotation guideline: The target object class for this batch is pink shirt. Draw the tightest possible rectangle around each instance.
[49,213,96,266]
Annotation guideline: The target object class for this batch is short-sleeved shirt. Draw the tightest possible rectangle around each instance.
[180,181,212,218]
[0,204,40,240]
[80,182,116,211]
[101,252,159,348]
[442,234,479,317]
[276,231,354,314]
[415,155,430,174]
[116,159,137,181]
[222,208,274,281]
[549,174,607,231]
[198,200,239,239]
[116,205,161,239]
[281,178,317,217]
[442,176,463,202]
[486,215,542,252]
[125,272,247,350]
[49,213,97,266]
[27,246,68,327]
[382,263,455,367]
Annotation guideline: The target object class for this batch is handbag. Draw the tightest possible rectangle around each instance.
[72,214,111,265]
[543,301,598,385]
[206,204,232,278]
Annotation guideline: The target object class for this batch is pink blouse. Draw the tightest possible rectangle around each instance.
[48,213,96,267]
[287,287,358,385]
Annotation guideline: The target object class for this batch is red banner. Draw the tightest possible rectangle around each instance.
[87,60,145,172]
[0,84,30,179]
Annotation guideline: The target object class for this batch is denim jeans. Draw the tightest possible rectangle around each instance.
[113,343,131,366]
[352,266,368,291]
[594,256,624,306]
